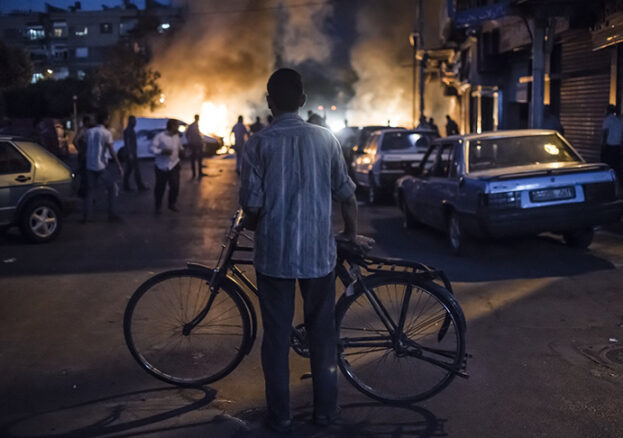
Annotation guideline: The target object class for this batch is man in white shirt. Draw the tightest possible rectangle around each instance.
[231,115,248,175]
[82,111,123,223]
[602,104,623,182]
[151,119,183,214]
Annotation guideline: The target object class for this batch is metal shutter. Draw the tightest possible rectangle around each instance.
[559,29,610,162]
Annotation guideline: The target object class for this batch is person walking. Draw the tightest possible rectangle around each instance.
[250,116,264,135]
[123,115,149,192]
[82,110,123,223]
[602,104,623,183]
[73,115,92,198]
[187,114,206,179]
[239,68,373,433]
[231,115,248,175]
[151,119,183,214]
[445,114,459,136]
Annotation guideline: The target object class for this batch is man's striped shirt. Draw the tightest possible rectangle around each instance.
[239,113,355,279]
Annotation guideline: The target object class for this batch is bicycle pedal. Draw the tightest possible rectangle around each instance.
[300,372,313,380]
[455,370,470,379]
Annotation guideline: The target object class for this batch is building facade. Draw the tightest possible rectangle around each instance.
[0,1,183,82]
[417,0,623,160]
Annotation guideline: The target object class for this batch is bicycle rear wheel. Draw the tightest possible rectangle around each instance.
[336,273,466,404]
[124,269,250,386]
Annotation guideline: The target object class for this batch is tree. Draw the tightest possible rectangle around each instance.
[0,41,33,90]
[92,43,162,113]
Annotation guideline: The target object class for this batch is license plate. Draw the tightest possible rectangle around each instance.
[530,186,575,202]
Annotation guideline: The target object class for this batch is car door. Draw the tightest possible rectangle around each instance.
[420,142,456,228]
[0,141,34,225]
[405,143,440,226]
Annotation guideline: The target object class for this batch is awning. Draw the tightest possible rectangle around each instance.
[592,12,623,51]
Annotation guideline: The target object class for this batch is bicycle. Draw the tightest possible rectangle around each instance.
[124,210,469,404]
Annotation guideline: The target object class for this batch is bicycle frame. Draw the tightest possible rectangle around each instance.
[185,210,460,359]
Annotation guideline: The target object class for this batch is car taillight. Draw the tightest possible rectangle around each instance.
[485,191,522,209]
[583,181,616,203]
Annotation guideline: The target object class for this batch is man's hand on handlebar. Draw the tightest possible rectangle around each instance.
[336,232,375,253]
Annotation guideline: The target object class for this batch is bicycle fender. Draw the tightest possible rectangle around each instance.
[222,275,257,355]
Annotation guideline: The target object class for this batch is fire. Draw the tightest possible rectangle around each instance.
[199,101,229,140]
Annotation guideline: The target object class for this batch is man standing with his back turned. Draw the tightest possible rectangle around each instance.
[239,68,372,433]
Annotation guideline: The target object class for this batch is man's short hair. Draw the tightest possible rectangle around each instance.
[194,114,199,120]
[166,119,179,131]
[128,115,136,122]
[96,110,108,125]
[267,68,304,112]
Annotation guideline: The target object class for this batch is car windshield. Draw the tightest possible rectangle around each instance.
[381,132,430,153]
[467,134,580,172]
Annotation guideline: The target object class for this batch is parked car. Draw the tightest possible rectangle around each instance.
[112,117,222,158]
[395,130,623,254]
[0,136,76,243]
[352,128,437,203]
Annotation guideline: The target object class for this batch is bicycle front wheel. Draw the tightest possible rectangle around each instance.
[124,269,250,386]
[336,273,466,404]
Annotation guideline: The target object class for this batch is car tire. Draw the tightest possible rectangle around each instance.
[19,199,62,243]
[447,212,465,256]
[367,175,378,205]
[400,196,419,229]
[563,227,594,249]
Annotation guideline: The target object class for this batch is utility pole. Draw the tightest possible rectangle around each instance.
[530,17,547,129]
[418,0,425,122]
[410,32,418,128]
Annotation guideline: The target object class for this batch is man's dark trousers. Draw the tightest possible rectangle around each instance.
[602,144,622,183]
[256,271,338,422]
[190,143,204,178]
[154,163,180,210]
[124,154,146,190]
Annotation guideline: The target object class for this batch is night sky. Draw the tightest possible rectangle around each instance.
[0,0,149,13]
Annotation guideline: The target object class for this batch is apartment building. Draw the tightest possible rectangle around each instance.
[0,1,183,82]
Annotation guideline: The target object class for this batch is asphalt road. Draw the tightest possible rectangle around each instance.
[1,156,622,438]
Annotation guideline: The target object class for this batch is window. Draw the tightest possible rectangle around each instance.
[31,73,44,83]
[75,47,88,58]
[467,135,580,172]
[52,22,67,38]
[74,26,88,36]
[26,26,45,40]
[52,45,68,60]
[420,144,454,177]
[380,132,431,153]
[0,142,31,175]
[100,23,113,34]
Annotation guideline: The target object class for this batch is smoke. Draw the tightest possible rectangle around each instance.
[145,0,454,137]
[346,0,417,128]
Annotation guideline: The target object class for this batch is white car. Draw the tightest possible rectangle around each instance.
[351,128,437,204]
[113,117,220,158]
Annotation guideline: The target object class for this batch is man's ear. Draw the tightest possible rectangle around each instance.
[298,93,307,108]
[266,94,274,111]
